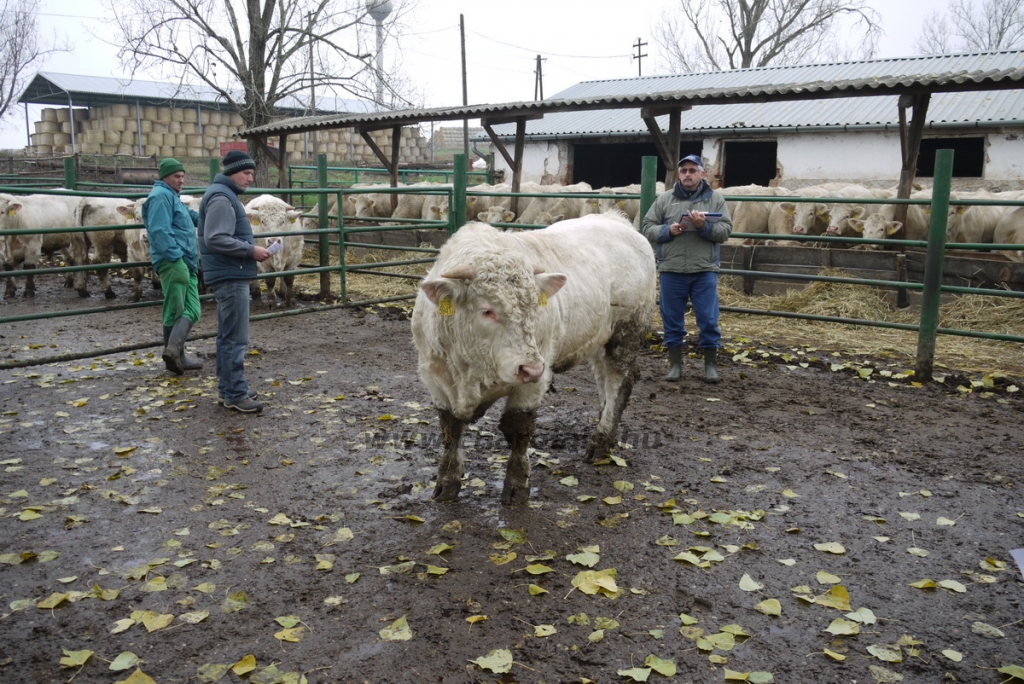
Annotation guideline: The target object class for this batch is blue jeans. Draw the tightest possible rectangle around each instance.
[659,270,721,349]
[210,280,251,402]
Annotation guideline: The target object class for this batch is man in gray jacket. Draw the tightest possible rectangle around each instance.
[642,154,732,383]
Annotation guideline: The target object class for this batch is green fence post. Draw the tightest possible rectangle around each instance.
[317,153,331,300]
[336,189,347,304]
[209,158,219,183]
[63,156,76,191]
[914,148,954,383]
[639,156,658,226]
[453,153,467,233]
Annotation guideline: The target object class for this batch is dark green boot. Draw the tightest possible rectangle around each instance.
[664,346,682,382]
[162,317,197,375]
[703,348,720,384]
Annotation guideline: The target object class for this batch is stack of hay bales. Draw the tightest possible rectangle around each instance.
[29,105,431,165]
[28,108,90,156]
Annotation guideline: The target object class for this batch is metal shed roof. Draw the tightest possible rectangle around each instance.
[240,50,1024,138]
[18,71,375,116]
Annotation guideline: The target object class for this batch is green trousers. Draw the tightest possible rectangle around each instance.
[157,259,201,327]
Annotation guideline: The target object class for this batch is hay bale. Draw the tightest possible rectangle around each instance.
[160,146,175,157]
[156,108,171,122]
[144,144,160,156]
[184,108,198,122]
[54,108,71,123]
[185,133,203,147]
[81,142,102,154]
[140,120,152,133]
[111,104,130,118]
[107,117,127,132]
[53,133,71,146]
[101,144,118,154]
[104,130,122,145]
[144,106,159,120]
[41,108,58,123]
[116,144,134,155]
[180,122,197,135]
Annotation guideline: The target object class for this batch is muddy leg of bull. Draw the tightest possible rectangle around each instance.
[433,409,467,501]
[23,264,36,296]
[585,323,642,463]
[499,409,535,505]
[2,264,15,298]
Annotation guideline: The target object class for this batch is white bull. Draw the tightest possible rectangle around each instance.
[0,193,87,298]
[246,195,305,307]
[76,196,136,299]
[411,214,656,504]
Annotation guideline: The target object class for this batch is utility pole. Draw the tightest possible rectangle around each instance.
[308,12,317,158]
[633,38,647,77]
[534,55,545,100]
[460,14,469,161]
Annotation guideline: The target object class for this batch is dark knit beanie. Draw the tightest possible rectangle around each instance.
[222,150,256,175]
[158,157,185,179]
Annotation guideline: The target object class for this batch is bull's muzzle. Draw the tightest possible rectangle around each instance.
[517,363,545,383]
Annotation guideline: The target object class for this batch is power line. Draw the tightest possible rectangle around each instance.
[465,28,631,59]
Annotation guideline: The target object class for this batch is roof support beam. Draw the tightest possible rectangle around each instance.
[894,93,931,230]
[482,117,528,216]
[641,105,689,185]
[359,124,404,210]
[278,135,288,190]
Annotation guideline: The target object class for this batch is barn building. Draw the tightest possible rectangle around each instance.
[475,51,1024,192]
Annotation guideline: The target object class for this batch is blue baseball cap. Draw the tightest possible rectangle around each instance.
[678,154,704,169]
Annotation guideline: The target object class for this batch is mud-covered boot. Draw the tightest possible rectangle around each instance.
[162,325,175,372]
[703,347,720,384]
[162,317,193,375]
[663,346,682,382]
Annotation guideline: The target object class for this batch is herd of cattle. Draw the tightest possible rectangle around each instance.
[1,180,1023,305]
[0,192,306,306]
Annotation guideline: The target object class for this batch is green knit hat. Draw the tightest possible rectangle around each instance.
[158,158,185,180]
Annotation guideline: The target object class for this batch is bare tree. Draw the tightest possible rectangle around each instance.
[107,0,415,183]
[0,0,59,123]
[654,0,882,73]
[916,0,1024,54]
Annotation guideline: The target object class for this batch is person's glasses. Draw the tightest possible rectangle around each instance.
[679,168,701,175]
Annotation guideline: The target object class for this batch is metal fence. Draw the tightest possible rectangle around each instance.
[2,152,1023,379]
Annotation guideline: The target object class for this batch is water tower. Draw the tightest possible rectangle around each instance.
[365,0,393,108]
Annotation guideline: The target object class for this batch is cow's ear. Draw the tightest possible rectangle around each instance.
[851,206,864,218]
[504,210,515,223]
[536,273,567,299]
[421,278,455,306]
[780,202,795,214]
[8,202,22,216]
[848,219,864,233]
[116,205,133,218]
[886,221,903,236]
[287,209,302,222]
[246,211,261,226]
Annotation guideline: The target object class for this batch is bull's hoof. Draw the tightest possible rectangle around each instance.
[128,295,141,303]
[501,478,530,505]
[432,479,462,502]
[104,290,117,299]
[77,289,90,298]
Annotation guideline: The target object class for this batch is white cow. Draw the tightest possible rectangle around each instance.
[722,185,794,244]
[477,205,516,224]
[246,194,305,307]
[75,196,136,298]
[128,198,160,302]
[391,182,448,220]
[466,183,511,219]
[515,182,593,225]
[766,185,843,246]
[411,214,656,504]
[0,193,87,298]
[993,206,1024,262]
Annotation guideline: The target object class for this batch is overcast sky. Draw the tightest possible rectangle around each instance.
[1,0,932,150]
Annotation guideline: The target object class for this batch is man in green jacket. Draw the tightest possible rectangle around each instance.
[642,154,732,383]
[143,158,203,375]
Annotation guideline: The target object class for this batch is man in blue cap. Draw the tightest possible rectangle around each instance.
[143,157,203,374]
[642,154,733,383]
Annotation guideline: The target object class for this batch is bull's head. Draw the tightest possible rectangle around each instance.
[420,262,566,385]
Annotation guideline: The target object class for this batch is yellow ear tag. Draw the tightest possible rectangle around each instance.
[438,295,455,316]
[7,208,15,216]
[538,291,548,307]
[250,218,260,226]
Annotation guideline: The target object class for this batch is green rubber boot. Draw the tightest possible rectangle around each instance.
[664,346,682,382]
[703,348,720,384]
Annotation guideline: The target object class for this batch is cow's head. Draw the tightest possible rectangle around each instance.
[420,257,566,386]
[825,204,864,236]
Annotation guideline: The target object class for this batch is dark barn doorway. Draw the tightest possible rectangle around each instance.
[917,137,985,178]
[573,141,703,188]
[721,140,778,187]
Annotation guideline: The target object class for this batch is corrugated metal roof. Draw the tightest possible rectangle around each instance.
[241,50,1024,138]
[18,72,375,116]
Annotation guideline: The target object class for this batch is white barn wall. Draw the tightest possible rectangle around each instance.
[985,131,1024,184]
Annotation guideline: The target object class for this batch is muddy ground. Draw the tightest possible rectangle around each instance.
[1,279,1023,684]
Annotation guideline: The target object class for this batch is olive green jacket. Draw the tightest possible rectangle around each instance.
[641,181,732,273]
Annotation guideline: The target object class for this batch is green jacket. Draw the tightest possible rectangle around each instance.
[642,181,732,273]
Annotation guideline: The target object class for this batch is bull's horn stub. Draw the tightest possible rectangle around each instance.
[441,266,475,281]
[533,266,545,274]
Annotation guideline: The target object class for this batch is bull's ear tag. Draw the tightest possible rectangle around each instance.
[438,295,455,316]
[251,218,261,226]
[538,291,548,306]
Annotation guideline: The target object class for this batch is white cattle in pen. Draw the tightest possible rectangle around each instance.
[391,182,447,220]
[75,196,136,299]
[597,185,642,227]
[0,193,87,298]
[514,182,593,225]
[411,213,656,504]
[466,182,511,218]
[993,207,1024,262]
[351,184,401,220]
[476,205,516,224]
[722,185,794,244]
[246,194,305,307]
[766,184,844,245]
[945,191,1006,244]
[128,198,161,302]
[421,194,450,223]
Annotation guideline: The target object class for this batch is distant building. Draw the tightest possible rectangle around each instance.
[432,126,483,149]
[475,51,1024,191]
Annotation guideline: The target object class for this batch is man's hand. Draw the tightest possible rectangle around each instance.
[670,211,706,235]
[253,245,271,262]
